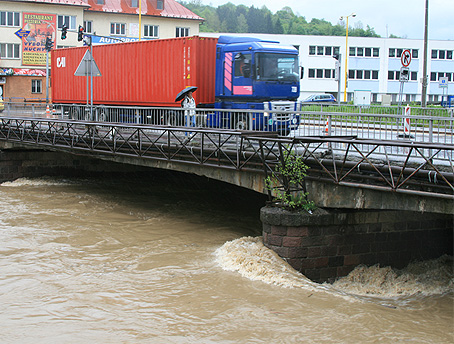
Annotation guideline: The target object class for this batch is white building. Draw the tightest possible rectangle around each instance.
[202,33,454,104]
[0,0,203,101]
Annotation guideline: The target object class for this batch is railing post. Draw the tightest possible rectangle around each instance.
[429,118,433,161]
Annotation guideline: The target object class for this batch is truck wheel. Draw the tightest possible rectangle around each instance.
[235,114,249,130]
[97,106,109,122]
[69,106,80,120]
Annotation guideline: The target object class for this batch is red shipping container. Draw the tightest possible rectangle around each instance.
[51,36,217,107]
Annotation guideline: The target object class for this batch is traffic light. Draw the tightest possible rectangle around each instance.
[61,25,67,40]
[78,25,84,41]
[45,37,53,52]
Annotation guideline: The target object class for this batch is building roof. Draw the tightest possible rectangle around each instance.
[12,0,203,20]
[7,0,90,7]
[85,0,203,20]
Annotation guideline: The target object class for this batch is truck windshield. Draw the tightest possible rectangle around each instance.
[256,53,299,82]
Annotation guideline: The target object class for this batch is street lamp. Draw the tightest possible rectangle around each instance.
[340,13,356,103]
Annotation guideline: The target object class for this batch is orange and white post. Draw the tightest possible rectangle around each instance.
[403,105,411,137]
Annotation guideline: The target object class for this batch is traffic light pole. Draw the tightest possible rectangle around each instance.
[46,50,49,104]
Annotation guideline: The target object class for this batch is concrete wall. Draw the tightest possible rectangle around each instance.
[0,148,149,182]
[261,206,453,283]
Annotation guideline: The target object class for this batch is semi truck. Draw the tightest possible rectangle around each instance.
[51,35,302,133]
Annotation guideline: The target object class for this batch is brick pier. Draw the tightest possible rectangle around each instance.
[261,206,453,282]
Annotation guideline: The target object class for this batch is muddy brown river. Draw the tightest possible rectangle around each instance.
[0,174,452,343]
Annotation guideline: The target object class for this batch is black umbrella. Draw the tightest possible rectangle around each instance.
[175,86,198,102]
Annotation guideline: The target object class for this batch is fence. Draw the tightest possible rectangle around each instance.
[1,101,453,162]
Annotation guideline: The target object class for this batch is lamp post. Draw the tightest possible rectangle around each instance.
[340,13,356,103]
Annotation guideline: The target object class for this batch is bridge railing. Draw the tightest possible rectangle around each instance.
[0,117,452,199]
[1,102,453,149]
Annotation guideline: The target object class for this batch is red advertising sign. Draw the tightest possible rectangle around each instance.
[21,13,56,66]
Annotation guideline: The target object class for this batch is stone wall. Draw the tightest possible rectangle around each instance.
[0,148,148,182]
[261,206,453,282]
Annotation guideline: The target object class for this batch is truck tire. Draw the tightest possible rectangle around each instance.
[235,114,249,130]
[97,106,109,122]
[69,105,80,120]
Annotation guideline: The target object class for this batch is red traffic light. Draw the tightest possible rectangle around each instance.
[78,25,85,41]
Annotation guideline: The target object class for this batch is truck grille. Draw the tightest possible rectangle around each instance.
[269,102,294,121]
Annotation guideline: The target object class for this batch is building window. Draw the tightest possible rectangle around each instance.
[317,46,324,55]
[372,71,379,79]
[176,27,189,37]
[356,70,363,79]
[348,70,355,79]
[439,50,446,59]
[431,50,438,59]
[144,25,159,38]
[308,69,315,78]
[0,11,20,26]
[430,72,437,81]
[316,69,323,78]
[356,47,364,57]
[412,49,418,59]
[0,43,20,59]
[411,71,417,81]
[157,0,163,10]
[309,46,315,55]
[325,46,332,56]
[373,48,379,57]
[31,80,42,94]
[447,73,452,82]
[324,69,331,78]
[58,15,76,30]
[83,21,93,33]
[389,48,395,57]
[365,48,371,57]
[111,23,126,35]
[364,70,371,79]
[388,71,395,80]
[349,47,355,56]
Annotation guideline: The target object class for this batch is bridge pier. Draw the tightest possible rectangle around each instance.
[261,206,453,283]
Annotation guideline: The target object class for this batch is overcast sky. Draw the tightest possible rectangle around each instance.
[200,0,453,41]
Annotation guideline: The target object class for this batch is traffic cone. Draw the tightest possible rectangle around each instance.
[52,107,56,118]
[45,105,51,118]
[324,118,329,135]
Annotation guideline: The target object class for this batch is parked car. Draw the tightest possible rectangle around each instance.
[302,94,336,103]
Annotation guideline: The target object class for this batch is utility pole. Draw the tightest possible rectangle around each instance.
[421,0,429,107]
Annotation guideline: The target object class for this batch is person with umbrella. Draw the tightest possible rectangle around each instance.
[175,86,197,127]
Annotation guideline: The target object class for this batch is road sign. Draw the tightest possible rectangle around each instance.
[439,77,448,88]
[74,49,102,77]
[14,28,30,39]
[400,66,409,82]
[401,49,411,67]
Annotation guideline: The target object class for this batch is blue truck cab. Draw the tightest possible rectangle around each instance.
[210,35,301,133]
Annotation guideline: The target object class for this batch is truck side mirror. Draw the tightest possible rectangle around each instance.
[300,67,304,79]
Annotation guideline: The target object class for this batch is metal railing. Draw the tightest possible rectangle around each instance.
[1,102,453,159]
[0,117,452,199]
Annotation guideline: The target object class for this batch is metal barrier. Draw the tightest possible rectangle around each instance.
[1,102,453,151]
[0,117,452,199]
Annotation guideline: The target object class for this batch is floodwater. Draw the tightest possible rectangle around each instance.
[0,174,452,343]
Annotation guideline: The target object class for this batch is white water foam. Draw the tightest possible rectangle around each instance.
[216,236,453,298]
[1,177,77,187]
[332,256,454,297]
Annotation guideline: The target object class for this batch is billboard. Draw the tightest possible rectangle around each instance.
[21,13,56,66]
